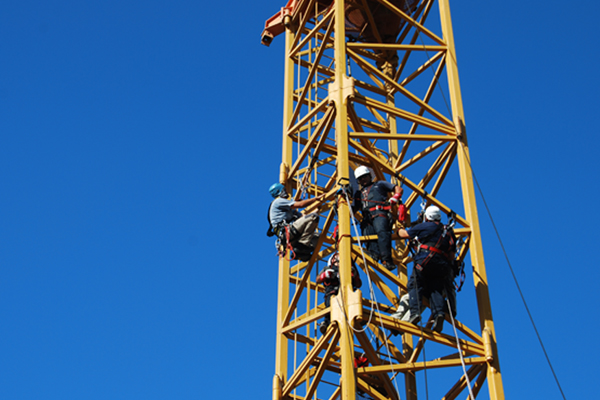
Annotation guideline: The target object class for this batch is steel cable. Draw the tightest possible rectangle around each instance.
[459,145,568,400]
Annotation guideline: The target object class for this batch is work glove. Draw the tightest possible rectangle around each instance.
[389,193,401,204]
[319,268,336,282]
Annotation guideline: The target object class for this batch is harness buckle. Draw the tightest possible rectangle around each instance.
[409,236,422,255]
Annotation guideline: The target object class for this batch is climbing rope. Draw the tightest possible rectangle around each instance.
[340,188,403,399]
[338,188,375,333]
[446,295,475,399]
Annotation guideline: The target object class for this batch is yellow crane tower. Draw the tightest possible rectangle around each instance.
[262,1,505,399]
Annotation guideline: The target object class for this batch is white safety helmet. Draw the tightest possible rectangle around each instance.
[327,252,339,268]
[424,205,442,221]
[354,166,371,180]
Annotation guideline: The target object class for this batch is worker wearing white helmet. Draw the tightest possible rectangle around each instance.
[353,165,403,271]
[397,205,457,333]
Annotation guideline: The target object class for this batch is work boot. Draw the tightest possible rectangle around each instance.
[318,321,329,335]
[295,251,312,261]
[390,308,406,320]
[391,294,409,320]
[294,243,312,253]
[383,261,396,271]
[293,244,313,261]
[408,313,421,325]
[432,313,445,333]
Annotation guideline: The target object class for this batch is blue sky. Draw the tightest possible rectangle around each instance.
[1,1,598,399]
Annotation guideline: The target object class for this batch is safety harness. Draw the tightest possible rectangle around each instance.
[360,184,392,218]
[266,200,304,261]
[412,221,456,271]
[410,218,466,291]
[319,258,362,294]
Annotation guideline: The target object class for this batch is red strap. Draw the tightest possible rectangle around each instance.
[420,244,454,261]
[420,244,444,254]
[368,205,392,212]
[281,226,296,261]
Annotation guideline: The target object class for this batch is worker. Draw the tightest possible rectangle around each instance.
[316,252,362,334]
[397,205,457,332]
[353,166,403,271]
[268,182,324,261]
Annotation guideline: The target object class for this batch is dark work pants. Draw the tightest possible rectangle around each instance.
[323,289,337,326]
[362,214,392,264]
[408,258,456,319]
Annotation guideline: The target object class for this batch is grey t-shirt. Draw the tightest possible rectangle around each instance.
[270,198,302,225]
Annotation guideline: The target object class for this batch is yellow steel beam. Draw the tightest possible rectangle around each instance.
[348,43,446,52]
[360,356,488,374]
[282,210,336,326]
[395,0,436,82]
[289,0,327,55]
[373,0,445,45]
[396,54,448,168]
[266,1,505,398]
[273,24,296,398]
[366,312,486,356]
[357,377,394,400]
[287,98,329,136]
[304,328,342,400]
[397,141,447,177]
[350,133,455,142]
[353,96,456,135]
[399,51,445,88]
[281,326,339,397]
[287,108,335,192]
[442,364,484,400]
[364,323,406,365]
[348,48,453,126]
[439,0,505,398]
[358,0,383,44]
[331,1,357,399]
[289,17,335,126]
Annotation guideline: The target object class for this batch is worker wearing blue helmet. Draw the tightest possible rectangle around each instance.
[267,182,325,261]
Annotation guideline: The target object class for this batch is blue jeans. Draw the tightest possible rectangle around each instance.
[408,258,456,318]
[362,214,392,264]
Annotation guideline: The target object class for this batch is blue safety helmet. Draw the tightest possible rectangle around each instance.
[269,183,285,198]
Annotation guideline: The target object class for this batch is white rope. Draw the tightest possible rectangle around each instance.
[340,188,403,399]
[342,189,374,332]
[446,296,475,399]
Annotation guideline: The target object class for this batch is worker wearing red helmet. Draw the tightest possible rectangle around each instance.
[316,252,362,334]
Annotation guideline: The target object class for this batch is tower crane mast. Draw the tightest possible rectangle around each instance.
[262,1,505,399]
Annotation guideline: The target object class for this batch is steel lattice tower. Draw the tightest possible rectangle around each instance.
[262,1,505,399]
